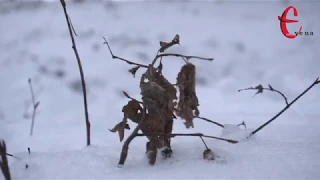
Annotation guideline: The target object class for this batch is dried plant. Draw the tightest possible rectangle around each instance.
[104,34,241,166]
[56,0,320,169]
[59,0,91,146]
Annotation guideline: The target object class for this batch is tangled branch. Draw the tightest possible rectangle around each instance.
[60,0,91,146]
[238,84,289,106]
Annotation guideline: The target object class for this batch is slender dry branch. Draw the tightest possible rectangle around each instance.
[102,37,148,68]
[195,116,224,128]
[0,140,11,180]
[136,133,238,144]
[118,107,147,167]
[247,77,319,139]
[60,0,91,146]
[28,78,40,136]
[151,53,214,66]
[238,84,289,106]
[5,153,20,160]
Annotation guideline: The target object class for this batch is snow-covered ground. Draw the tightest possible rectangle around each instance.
[0,0,320,179]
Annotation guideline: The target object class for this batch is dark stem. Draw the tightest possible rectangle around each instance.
[0,140,11,180]
[60,0,91,146]
[247,77,319,138]
[5,153,20,160]
[199,136,209,150]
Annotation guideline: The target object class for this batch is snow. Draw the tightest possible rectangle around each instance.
[0,0,320,179]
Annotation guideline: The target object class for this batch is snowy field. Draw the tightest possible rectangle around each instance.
[0,0,320,179]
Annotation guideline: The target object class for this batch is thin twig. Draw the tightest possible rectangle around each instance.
[199,136,209,150]
[247,77,319,139]
[60,0,91,146]
[28,78,40,136]
[5,153,20,160]
[136,133,238,144]
[68,16,78,36]
[238,84,289,106]
[118,107,147,167]
[102,37,148,68]
[0,140,11,180]
[195,116,224,128]
[151,53,214,66]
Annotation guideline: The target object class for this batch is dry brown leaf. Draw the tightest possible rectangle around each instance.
[254,84,264,95]
[176,63,199,128]
[109,121,127,142]
[159,34,180,53]
[129,66,140,78]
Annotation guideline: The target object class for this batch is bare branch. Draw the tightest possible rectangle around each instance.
[136,133,238,144]
[5,153,20,160]
[60,0,91,146]
[28,78,40,136]
[238,84,289,105]
[247,77,319,139]
[151,53,214,66]
[102,37,148,68]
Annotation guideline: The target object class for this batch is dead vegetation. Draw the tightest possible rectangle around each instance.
[104,34,245,166]
[57,0,320,168]
[104,31,320,166]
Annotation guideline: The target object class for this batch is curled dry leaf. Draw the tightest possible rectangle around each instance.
[110,99,142,142]
[129,65,140,78]
[175,63,199,128]
[109,121,128,142]
[254,84,264,95]
[159,34,180,53]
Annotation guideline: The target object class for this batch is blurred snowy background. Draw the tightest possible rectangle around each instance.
[0,0,319,179]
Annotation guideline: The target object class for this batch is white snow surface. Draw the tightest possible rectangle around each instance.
[1,0,320,179]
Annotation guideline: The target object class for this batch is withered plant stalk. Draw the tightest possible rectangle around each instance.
[60,0,91,146]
